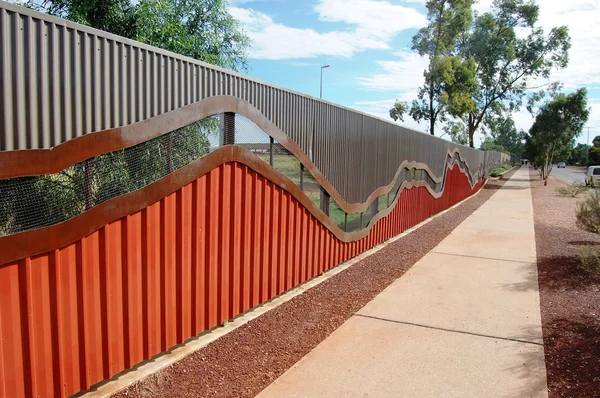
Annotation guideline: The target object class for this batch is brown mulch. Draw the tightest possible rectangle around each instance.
[112,172,515,398]
[530,169,600,397]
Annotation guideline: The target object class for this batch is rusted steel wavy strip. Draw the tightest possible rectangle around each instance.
[0,96,479,213]
[0,145,478,267]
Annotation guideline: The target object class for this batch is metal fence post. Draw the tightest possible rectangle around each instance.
[222,112,235,145]
[370,197,378,219]
[84,159,93,210]
[320,187,330,216]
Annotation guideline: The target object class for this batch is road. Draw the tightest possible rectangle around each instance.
[551,165,587,184]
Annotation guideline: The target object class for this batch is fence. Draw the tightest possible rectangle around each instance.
[0,2,509,397]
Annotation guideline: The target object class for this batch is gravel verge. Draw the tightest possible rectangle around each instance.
[530,169,600,397]
[114,172,515,398]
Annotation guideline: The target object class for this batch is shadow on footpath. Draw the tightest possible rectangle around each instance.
[499,255,600,292]
[483,184,528,191]
[502,342,547,398]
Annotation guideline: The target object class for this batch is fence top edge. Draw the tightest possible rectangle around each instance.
[1,0,491,155]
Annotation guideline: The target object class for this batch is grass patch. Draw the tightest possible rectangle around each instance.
[489,164,513,177]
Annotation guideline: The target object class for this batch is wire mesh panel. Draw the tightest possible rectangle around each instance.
[0,118,218,236]
[0,109,483,238]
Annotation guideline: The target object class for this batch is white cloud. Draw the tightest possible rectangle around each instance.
[474,0,600,90]
[229,0,426,59]
[352,98,429,130]
[356,51,427,93]
[578,100,600,144]
[315,0,426,40]
[354,0,600,138]
[285,61,322,67]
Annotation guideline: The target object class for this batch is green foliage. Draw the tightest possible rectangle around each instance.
[0,172,86,236]
[587,136,600,166]
[136,0,249,71]
[27,0,138,37]
[394,0,571,146]
[443,120,469,145]
[480,137,506,153]
[569,143,590,166]
[391,0,476,135]
[555,181,586,198]
[462,0,571,147]
[389,100,409,122]
[482,117,525,158]
[526,88,589,183]
[576,189,600,234]
[577,245,600,274]
[575,185,600,274]
[489,163,512,177]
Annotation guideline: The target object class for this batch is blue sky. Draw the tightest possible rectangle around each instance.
[228,0,600,147]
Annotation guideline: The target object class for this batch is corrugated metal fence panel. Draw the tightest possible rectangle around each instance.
[0,1,493,205]
[0,161,480,398]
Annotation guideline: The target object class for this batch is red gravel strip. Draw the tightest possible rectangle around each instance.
[113,173,515,398]
[530,169,600,397]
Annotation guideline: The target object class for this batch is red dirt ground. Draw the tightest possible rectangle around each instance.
[530,169,600,397]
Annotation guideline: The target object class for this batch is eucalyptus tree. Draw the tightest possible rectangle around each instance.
[462,0,571,147]
[527,88,589,185]
[390,0,476,136]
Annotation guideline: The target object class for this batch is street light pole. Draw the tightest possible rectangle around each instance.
[588,126,590,147]
[320,64,330,99]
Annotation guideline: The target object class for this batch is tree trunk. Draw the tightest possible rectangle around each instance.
[468,113,475,148]
[428,84,435,136]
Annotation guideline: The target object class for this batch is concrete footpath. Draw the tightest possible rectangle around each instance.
[259,168,547,398]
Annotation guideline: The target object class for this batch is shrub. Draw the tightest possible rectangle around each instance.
[555,181,586,197]
[577,245,600,274]
[576,189,600,234]
[489,164,513,177]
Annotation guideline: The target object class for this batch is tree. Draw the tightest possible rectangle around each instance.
[390,0,476,135]
[482,116,525,158]
[136,0,249,71]
[527,88,589,185]
[480,136,506,153]
[461,0,571,147]
[569,143,590,166]
[389,101,409,122]
[26,0,138,37]
[442,119,469,145]
[588,136,600,165]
